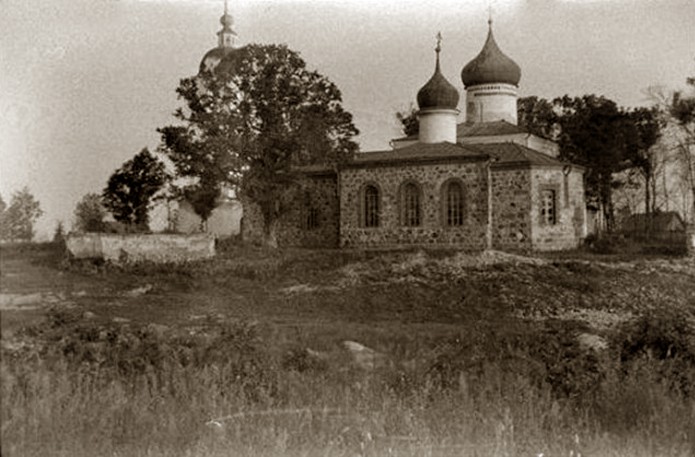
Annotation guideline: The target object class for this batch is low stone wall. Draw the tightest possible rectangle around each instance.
[66,233,215,263]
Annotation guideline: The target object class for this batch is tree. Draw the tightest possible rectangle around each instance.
[396,104,419,137]
[0,194,7,239]
[0,187,43,242]
[517,96,559,139]
[624,106,664,218]
[102,148,168,231]
[74,193,107,232]
[159,44,358,246]
[669,76,695,222]
[552,95,648,231]
[53,221,66,243]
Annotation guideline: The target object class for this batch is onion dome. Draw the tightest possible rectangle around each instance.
[199,47,236,73]
[461,19,521,87]
[199,0,238,73]
[417,34,460,110]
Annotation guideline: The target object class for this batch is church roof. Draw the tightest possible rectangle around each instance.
[393,120,529,143]
[458,120,528,137]
[461,20,521,87]
[348,142,486,167]
[466,142,566,167]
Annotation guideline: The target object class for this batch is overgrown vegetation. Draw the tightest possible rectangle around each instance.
[2,244,694,456]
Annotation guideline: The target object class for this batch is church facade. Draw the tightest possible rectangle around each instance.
[204,8,587,251]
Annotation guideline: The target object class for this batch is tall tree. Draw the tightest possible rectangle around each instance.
[159,44,358,246]
[74,193,107,233]
[0,187,43,242]
[0,194,7,239]
[624,106,664,218]
[553,95,641,231]
[102,148,168,231]
[669,76,695,222]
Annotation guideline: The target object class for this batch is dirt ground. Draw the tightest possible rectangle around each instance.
[2,243,694,349]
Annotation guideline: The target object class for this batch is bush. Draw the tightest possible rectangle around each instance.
[615,311,695,394]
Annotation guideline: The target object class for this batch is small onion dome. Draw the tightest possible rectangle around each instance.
[417,38,460,110]
[220,12,234,29]
[461,20,521,87]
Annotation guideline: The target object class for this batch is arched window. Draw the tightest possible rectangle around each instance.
[444,180,465,226]
[400,182,421,227]
[363,185,380,228]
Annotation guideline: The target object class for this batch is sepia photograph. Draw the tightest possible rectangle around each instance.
[1,0,694,455]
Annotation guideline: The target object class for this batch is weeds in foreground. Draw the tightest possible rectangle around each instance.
[2,313,694,457]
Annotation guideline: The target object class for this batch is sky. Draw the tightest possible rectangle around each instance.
[1,0,694,240]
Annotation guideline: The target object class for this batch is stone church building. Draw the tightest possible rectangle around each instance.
[203,7,587,251]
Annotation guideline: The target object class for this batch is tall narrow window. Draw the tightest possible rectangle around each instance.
[363,185,380,228]
[540,189,556,225]
[446,181,464,226]
[305,207,320,230]
[401,182,421,227]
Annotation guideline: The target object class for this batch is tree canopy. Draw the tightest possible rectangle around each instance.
[516,95,662,229]
[102,148,168,231]
[0,187,43,242]
[74,192,107,233]
[159,44,358,245]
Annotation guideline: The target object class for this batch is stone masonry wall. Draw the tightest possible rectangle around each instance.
[530,167,586,250]
[339,162,489,249]
[490,168,533,250]
[241,174,340,248]
[66,233,215,263]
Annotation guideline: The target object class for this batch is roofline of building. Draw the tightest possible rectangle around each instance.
[343,153,490,169]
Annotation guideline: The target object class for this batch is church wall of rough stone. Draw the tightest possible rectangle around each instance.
[240,174,340,248]
[490,168,533,250]
[339,162,489,249]
[529,167,586,250]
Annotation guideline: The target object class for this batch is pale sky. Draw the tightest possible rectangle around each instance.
[1,0,694,239]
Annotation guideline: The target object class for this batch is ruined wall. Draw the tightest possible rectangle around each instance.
[339,162,489,249]
[529,167,586,251]
[490,168,533,250]
[241,174,340,248]
[66,233,215,263]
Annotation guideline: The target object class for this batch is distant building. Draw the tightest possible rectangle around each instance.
[200,8,587,251]
[620,211,686,244]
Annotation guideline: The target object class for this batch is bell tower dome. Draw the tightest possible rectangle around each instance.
[200,0,239,73]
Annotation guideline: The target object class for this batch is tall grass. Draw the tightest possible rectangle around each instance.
[3,315,694,457]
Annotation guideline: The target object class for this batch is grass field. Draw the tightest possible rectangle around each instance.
[1,241,694,456]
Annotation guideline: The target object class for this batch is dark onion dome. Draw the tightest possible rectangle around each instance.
[417,37,460,110]
[199,46,236,74]
[461,20,521,87]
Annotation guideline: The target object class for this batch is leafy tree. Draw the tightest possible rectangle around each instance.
[550,95,647,230]
[396,104,419,137]
[517,96,559,139]
[159,44,358,246]
[74,193,107,233]
[0,187,43,241]
[102,148,168,231]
